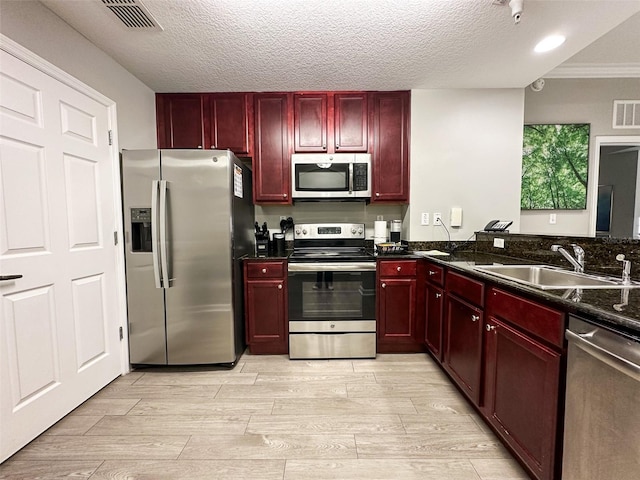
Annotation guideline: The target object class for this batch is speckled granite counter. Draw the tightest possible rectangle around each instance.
[415,251,640,338]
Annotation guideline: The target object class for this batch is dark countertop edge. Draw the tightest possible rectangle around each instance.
[417,251,640,337]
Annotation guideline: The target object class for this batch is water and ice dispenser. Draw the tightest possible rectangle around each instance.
[130,207,152,252]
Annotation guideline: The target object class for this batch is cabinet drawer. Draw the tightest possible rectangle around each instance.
[488,287,565,348]
[446,271,484,307]
[246,260,285,279]
[379,260,417,277]
[425,262,444,286]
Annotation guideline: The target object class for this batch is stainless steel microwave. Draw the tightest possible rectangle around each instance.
[291,153,371,200]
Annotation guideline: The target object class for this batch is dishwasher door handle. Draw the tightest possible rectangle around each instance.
[566,329,640,381]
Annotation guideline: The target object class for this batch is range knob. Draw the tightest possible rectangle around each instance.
[357,227,363,234]
[302,229,307,235]
[351,227,357,234]
[295,228,301,236]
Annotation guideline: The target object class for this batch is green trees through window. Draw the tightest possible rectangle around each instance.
[521,123,590,210]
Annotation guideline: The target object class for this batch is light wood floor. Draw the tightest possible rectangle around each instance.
[0,353,531,479]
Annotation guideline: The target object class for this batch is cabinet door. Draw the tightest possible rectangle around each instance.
[245,279,287,354]
[294,93,327,152]
[209,93,251,155]
[444,294,483,404]
[484,317,561,480]
[156,94,206,149]
[254,93,291,204]
[370,91,410,203]
[377,277,417,350]
[425,283,444,361]
[334,93,368,152]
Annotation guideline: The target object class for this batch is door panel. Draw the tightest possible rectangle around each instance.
[0,49,121,462]
[3,286,59,404]
[0,138,49,254]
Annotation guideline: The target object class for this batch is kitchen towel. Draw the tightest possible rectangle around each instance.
[374,220,387,243]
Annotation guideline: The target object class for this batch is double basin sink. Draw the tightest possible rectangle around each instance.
[473,264,640,290]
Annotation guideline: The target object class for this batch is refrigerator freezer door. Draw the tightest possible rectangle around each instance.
[161,150,236,364]
[122,150,167,364]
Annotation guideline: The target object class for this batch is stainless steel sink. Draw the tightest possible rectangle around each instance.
[473,264,640,290]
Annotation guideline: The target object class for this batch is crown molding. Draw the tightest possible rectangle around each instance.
[547,62,640,79]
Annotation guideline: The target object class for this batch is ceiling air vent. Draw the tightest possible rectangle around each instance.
[613,100,640,129]
[101,0,163,30]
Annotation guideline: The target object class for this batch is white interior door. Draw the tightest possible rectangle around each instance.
[0,47,123,462]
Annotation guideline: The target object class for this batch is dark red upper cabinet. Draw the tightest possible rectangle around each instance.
[208,93,252,156]
[294,93,328,152]
[369,91,410,203]
[294,92,368,153]
[334,93,368,152]
[253,93,292,204]
[156,94,206,149]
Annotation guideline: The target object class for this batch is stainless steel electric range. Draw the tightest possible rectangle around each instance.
[287,223,376,359]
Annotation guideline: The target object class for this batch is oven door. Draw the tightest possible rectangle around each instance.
[287,262,376,322]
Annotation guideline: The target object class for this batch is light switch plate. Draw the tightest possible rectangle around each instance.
[549,213,557,224]
[421,212,429,225]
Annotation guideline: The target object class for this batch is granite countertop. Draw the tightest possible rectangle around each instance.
[416,250,640,337]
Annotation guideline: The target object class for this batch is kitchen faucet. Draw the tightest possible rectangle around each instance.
[551,244,585,273]
[616,254,632,284]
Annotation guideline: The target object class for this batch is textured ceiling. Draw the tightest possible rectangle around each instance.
[39,0,640,93]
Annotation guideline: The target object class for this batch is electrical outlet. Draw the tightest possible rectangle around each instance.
[421,212,429,225]
[434,213,442,224]
[493,238,505,248]
[549,213,557,225]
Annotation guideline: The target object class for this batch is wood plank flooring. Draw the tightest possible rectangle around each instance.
[0,353,531,479]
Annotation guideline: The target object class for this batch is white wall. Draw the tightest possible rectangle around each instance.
[522,78,640,236]
[407,89,525,242]
[0,1,156,150]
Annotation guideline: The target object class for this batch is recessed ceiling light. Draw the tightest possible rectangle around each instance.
[535,35,566,53]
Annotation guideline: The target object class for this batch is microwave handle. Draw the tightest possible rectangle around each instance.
[348,163,353,194]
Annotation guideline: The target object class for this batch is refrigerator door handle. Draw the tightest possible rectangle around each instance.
[151,180,163,288]
[159,180,172,288]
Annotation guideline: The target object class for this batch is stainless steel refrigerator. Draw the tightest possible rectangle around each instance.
[122,149,254,365]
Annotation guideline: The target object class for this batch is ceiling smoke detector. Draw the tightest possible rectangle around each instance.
[100,0,163,30]
[530,78,545,92]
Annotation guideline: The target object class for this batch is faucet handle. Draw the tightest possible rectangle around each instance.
[550,244,561,252]
[616,254,626,262]
[570,243,584,254]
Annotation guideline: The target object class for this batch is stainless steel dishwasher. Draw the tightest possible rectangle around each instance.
[562,315,640,480]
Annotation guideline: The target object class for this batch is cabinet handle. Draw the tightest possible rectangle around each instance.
[376,192,380,197]
[486,324,496,332]
[278,284,283,289]
[471,314,479,322]
[336,143,340,149]
[429,270,436,276]
[381,282,386,288]
[435,293,442,298]
[322,144,326,150]
[261,268,267,274]
[197,145,202,149]
[397,266,401,272]
[283,193,288,198]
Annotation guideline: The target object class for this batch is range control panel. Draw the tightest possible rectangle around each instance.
[293,223,365,240]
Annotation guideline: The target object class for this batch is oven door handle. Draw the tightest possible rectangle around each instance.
[288,262,376,272]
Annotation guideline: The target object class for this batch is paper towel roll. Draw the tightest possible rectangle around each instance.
[374,221,387,243]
